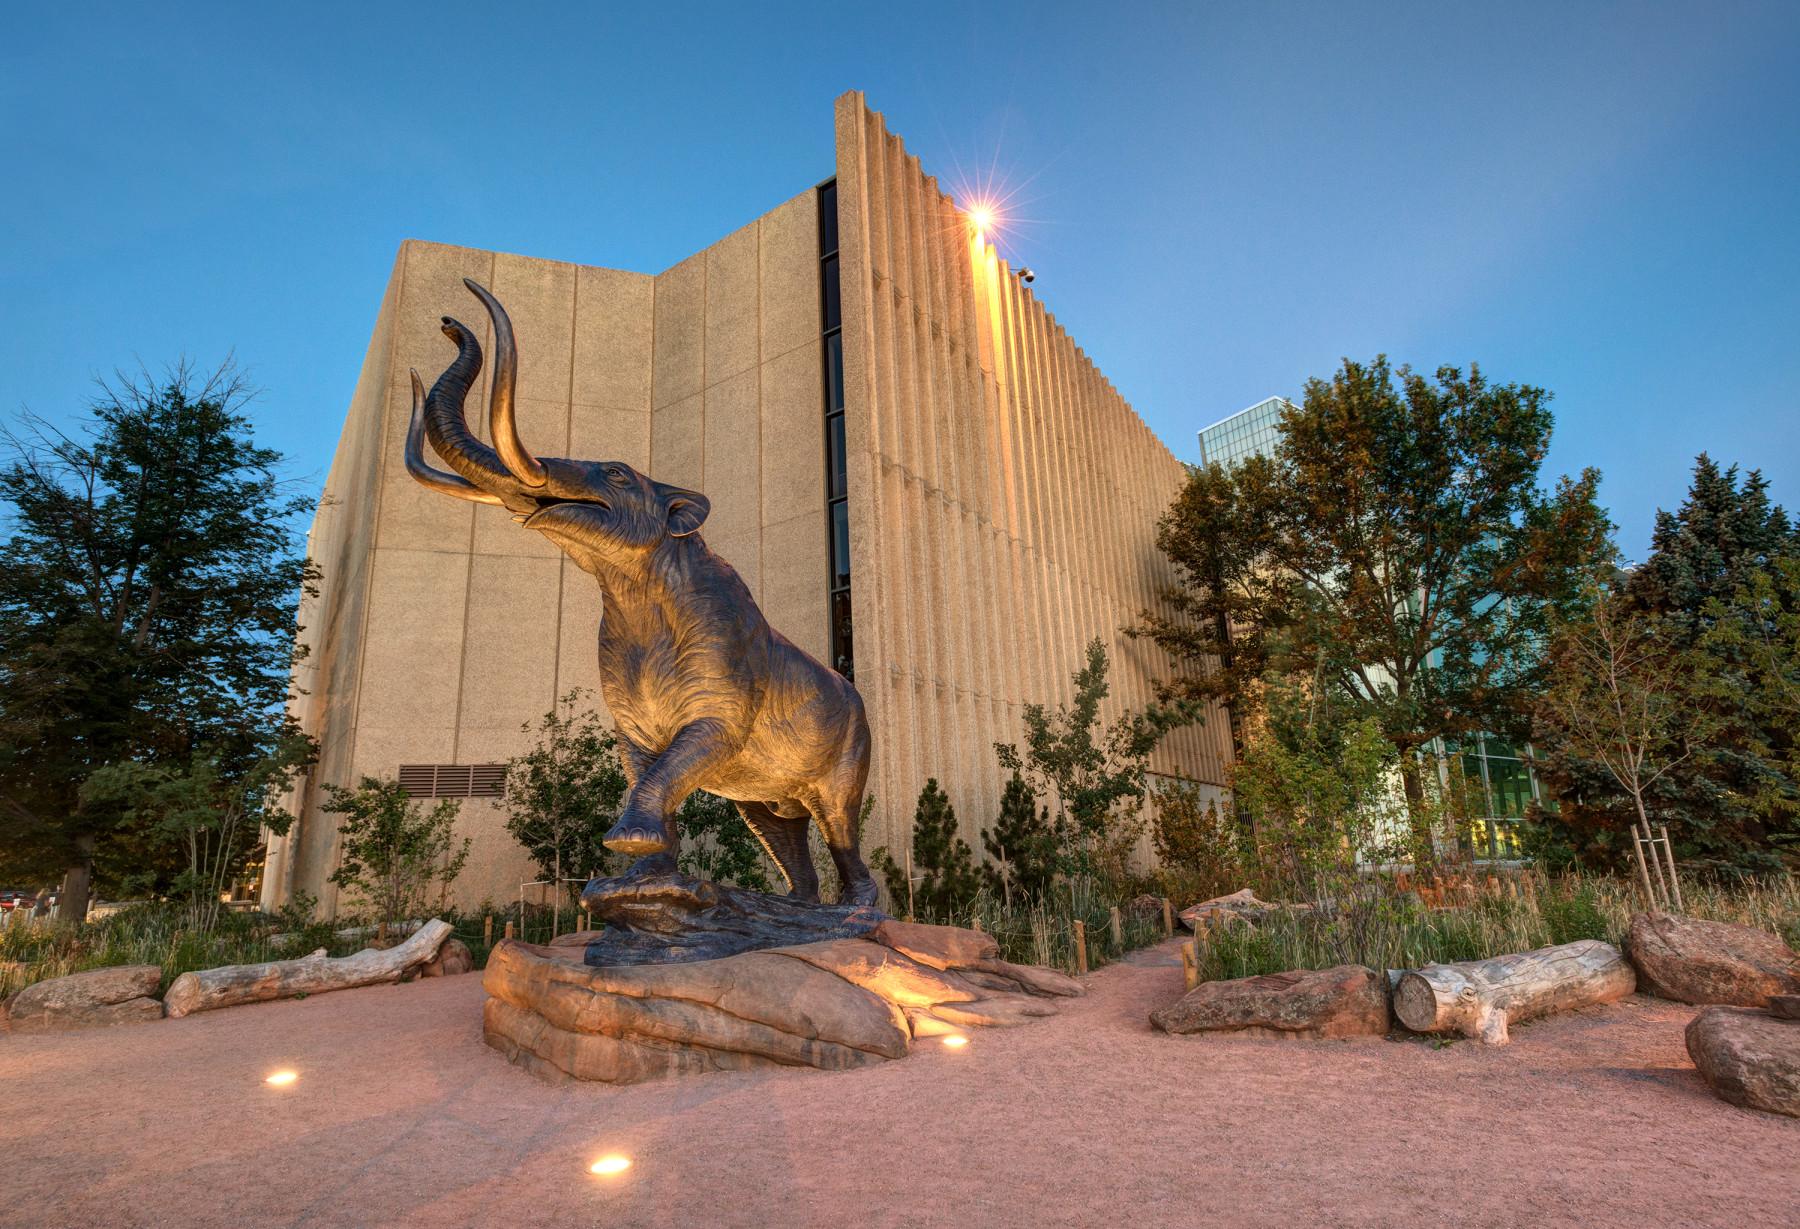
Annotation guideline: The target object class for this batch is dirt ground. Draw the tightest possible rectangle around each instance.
[3,939,1795,1229]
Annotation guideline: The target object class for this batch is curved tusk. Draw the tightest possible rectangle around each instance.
[406,369,501,504]
[463,278,546,488]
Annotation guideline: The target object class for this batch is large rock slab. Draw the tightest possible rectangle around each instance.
[3,965,163,1033]
[1150,964,1390,1039]
[483,923,1082,1084]
[1627,912,1800,1007]
[1686,1006,1800,1118]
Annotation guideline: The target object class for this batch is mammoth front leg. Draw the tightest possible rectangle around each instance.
[604,718,743,857]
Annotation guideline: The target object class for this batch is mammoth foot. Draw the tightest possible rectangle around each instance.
[603,808,673,857]
[839,875,880,909]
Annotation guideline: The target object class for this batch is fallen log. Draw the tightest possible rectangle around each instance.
[1393,939,1635,1045]
[163,919,453,1018]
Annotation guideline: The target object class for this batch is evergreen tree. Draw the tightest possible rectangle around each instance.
[874,779,980,919]
[980,772,1060,904]
[0,363,315,916]
[1534,456,1798,872]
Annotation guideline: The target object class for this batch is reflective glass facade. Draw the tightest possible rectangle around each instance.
[1197,396,1292,467]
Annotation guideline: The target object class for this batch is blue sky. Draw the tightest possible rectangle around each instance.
[3,1,1795,558]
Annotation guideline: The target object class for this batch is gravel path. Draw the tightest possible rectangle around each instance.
[3,939,1794,1228]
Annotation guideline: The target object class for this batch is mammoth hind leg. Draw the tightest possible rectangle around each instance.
[736,801,819,903]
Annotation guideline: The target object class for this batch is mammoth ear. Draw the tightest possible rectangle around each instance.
[662,487,711,537]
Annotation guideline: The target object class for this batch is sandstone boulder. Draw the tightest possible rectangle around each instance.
[870,919,998,970]
[4,964,163,1032]
[1150,964,1390,1039]
[482,923,1083,1084]
[420,937,476,977]
[1179,889,1291,932]
[1769,995,1800,1021]
[1686,1005,1800,1118]
[1627,912,1800,1007]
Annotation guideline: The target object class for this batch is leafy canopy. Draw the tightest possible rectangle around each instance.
[0,362,315,904]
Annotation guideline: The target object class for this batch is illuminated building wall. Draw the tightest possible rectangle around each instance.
[262,92,1232,912]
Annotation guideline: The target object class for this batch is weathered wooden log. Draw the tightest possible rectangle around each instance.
[1393,939,1635,1045]
[163,919,453,1018]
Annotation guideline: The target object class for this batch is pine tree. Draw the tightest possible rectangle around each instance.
[981,772,1060,904]
[0,363,316,916]
[1533,455,1799,873]
[874,779,980,920]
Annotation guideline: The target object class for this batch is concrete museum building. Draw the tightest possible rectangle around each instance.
[261,93,1233,912]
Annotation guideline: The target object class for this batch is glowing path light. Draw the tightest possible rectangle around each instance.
[265,1069,299,1087]
[589,1154,632,1177]
[941,1034,970,1049]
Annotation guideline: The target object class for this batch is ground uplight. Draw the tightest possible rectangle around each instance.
[265,1069,298,1086]
[941,1034,970,1049]
[589,1154,632,1177]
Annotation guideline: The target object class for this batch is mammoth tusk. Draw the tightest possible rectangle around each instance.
[406,370,501,505]
[463,278,546,488]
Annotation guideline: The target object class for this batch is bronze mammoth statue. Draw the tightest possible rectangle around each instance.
[406,278,877,907]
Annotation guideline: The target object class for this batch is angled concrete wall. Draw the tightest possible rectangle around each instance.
[265,94,1231,915]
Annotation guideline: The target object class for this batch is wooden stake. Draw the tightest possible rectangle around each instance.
[1073,920,1089,975]
[1109,906,1123,950]
[503,920,514,941]
[1179,942,1197,991]
[483,915,493,948]
[1162,897,1174,937]
[1658,825,1684,912]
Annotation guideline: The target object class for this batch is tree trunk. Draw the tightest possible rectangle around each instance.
[1397,756,1434,867]
[1392,939,1635,1045]
[59,831,96,922]
[162,919,453,1018]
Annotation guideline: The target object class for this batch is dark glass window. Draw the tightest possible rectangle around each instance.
[826,415,846,500]
[831,501,851,588]
[831,589,854,680]
[825,332,844,412]
[821,256,841,332]
[818,181,839,255]
[818,179,853,680]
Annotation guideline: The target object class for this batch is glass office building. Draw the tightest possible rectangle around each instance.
[1197,396,1292,467]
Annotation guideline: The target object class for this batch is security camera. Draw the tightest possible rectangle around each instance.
[1017,267,1036,284]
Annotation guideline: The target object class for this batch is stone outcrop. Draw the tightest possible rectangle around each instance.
[1685,1006,1800,1118]
[1149,964,1390,1040]
[1178,889,1298,932]
[420,937,475,977]
[1770,995,1800,1021]
[481,921,1082,1083]
[1627,912,1800,1007]
[2,964,164,1032]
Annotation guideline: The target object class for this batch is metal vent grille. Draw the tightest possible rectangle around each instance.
[398,763,507,799]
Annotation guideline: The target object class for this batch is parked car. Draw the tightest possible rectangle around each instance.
[0,888,37,912]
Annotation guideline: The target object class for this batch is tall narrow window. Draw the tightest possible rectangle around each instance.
[819,180,853,679]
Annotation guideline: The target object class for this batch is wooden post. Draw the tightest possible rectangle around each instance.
[1109,906,1123,950]
[503,920,514,941]
[1629,825,1659,907]
[581,908,591,932]
[483,914,493,949]
[1659,825,1684,912]
[1179,942,1197,991]
[1161,897,1174,937]
[1073,920,1089,975]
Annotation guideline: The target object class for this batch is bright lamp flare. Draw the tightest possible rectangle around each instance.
[590,1154,632,1176]
[968,204,996,234]
[265,1070,298,1086]
[941,1034,970,1049]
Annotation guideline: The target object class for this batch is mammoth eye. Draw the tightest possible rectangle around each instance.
[605,467,630,486]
